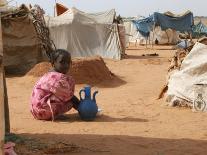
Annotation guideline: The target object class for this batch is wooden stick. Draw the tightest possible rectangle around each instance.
[0,56,4,155]
[152,24,155,49]
[0,16,5,154]
[3,71,9,134]
[0,12,9,135]
[0,12,5,155]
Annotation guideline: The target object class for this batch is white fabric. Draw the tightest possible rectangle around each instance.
[167,42,207,105]
[150,27,180,45]
[124,21,146,45]
[46,7,122,60]
[124,21,180,45]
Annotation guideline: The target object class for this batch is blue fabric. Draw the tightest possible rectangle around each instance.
[132,16,154,37]
[153,12,194,32]
[192,21,207,37]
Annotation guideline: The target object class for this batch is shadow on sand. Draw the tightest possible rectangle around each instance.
[9,132,207,155]
[54,113,149,123]
[123,54,163,60]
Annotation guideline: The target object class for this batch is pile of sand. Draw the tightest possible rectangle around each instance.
[27,56,113,84]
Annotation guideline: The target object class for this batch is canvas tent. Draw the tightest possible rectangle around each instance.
[46,7,124,60]
[166,42,207,107]
[2,6,41,73]
[1,5,53,74]
[123,20,146,45]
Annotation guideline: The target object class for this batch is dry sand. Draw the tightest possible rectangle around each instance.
[6,45,207,155]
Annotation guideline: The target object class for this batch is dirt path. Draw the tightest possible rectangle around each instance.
[6,45,207,155]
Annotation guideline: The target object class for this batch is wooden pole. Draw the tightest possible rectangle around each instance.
[4,71,9,134]
[152,24,155,49]
[165,30,170,44]
[190,32,193,42]
[0,15,5,155]
[54,0,57,17]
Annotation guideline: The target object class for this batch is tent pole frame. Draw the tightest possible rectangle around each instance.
[152,24,155,49]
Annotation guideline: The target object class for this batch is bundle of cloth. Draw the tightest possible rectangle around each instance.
[158,38,207,109]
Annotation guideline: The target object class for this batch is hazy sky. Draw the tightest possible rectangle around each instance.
[10,0,207,17]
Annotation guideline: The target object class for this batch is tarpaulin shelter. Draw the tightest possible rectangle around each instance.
[123,18,146,46]
[132,16,154,37]
[124,19,180,45]
[153,11,194,32]
[192,21,207,38]
[127,11,193,46]
[46,7,124,60]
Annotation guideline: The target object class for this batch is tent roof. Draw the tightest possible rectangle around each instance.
[164,10,192,18]
[47,7,116,26]
[153,11,194,32]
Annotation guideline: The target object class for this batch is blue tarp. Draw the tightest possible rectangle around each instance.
[153,12,194,32]
[132,16,154,37]
[192,21,207,37]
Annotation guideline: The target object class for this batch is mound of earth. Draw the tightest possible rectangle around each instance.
[27,56,113,84]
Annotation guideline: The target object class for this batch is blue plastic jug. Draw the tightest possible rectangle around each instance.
[78,86,98,121]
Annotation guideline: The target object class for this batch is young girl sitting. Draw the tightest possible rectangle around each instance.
[30,49,80,121]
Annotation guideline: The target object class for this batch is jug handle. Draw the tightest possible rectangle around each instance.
[93,91,98,101]
[79,89,85,101]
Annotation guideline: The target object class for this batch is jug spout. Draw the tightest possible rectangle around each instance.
[93,91,98,101]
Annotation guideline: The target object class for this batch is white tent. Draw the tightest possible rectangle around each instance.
[166,42,207,107]
[46,7,124,60]
[124,20,146,46]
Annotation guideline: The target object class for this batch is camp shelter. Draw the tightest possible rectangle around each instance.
[123,17,147,46]
[153,11,194,32]
[127,17,180,45]
[46,7,124,60]
[192,21,207,38]
[149,27,180,45]
[2,5,53,74]
[166,42,207,107]
[129,11,193,45]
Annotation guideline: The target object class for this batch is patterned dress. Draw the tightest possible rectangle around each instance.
[30,72,75,120]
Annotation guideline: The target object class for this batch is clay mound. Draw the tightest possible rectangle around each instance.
[27,56,113,84]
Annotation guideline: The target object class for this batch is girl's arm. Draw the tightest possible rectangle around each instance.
[71,95,80,110]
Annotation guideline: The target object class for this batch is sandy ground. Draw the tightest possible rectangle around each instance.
[6,45,207,155]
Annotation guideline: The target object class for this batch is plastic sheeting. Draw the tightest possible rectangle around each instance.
[47,8,123,60]
[153,11,194,32]
[192,21,207,38]
[167,42,207,106]
[124,21,146,44]
[124,21,180,45]
[132,16,154,37]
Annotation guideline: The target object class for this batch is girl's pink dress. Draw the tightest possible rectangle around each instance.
[30,72,75,120]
